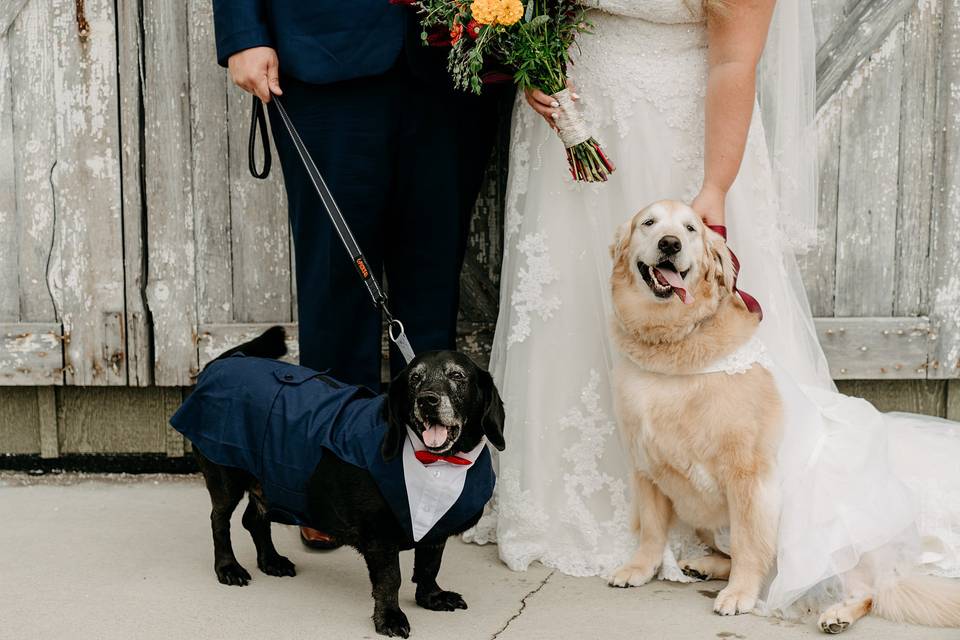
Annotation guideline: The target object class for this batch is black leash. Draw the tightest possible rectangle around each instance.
[248,95,416,365]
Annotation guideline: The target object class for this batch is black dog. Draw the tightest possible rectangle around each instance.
[173,327,504,638]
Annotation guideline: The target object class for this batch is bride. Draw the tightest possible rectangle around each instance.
[465,0,960,621]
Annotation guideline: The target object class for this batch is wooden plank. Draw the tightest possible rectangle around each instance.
[816,317,931,379]
[0,387,40,454]
[59,387,172,454]
[188,1,234,327]
[198,317,936,381]
[197,323,299,370]
[142,0,198,385]
[929,0,960,379]
[36,386,58,458]
[947,380,960,421]
[0,323,64,385]
[226,84,291,323]
[816,0,918,109]
[51,0,126,385]
[833,23,903,317]
[811,0,856,49]
[115,0,151,386]
[835,379,947,416]
[894,2,941,317]
[0,0,29,34]
[803,92,842,316]
[8,0,58,325]
[0,28,17,321]
[162,387,185,457]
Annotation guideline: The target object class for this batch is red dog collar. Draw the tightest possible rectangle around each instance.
[707,225,763,320]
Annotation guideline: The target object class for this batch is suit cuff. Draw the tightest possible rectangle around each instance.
[216,26,274,67]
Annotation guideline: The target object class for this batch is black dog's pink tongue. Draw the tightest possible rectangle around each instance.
[654,265,694,304]
[423,425,448,448]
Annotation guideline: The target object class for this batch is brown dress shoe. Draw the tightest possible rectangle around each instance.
[300,526,342,550]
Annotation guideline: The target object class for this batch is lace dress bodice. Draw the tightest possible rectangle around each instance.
[582,0,704,23]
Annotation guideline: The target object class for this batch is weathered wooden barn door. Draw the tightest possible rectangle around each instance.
[121,0,294,386]
[0,0,128,387]
[802,0,960,390]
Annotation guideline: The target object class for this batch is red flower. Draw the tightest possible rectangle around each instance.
[450,22,464,45]
[465,19,482,39]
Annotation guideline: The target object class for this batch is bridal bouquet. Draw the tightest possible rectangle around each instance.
[401,0,615,182]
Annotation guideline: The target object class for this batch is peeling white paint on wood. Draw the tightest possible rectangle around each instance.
[226,84,291,323]
[9,0,58,324]
[142,0,198,385]
[929,0,960,378]
[0,323,64,385]
[51,0,126,385]
[834,23,903,316]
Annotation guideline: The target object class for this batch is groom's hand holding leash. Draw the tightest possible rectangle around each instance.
[229,46,283,103]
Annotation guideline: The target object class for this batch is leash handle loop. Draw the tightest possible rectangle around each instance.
[248,96,272,179]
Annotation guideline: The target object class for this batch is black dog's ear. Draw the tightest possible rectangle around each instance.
[479,369,506,451]
[382,369,409,461]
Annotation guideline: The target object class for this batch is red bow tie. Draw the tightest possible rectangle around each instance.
[415,450,472,466]
[707,225,763,321]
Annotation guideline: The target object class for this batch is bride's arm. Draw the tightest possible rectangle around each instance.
[692,0,776,226]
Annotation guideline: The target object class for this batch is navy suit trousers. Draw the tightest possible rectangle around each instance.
[268,61,503,389]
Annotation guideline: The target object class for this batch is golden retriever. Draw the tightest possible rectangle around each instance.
[607,200,960,633]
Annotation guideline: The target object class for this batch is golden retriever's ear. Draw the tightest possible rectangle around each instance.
[610,218,635,261]
[707,228,737,293]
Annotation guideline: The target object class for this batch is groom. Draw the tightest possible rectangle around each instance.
[212,1,504,546]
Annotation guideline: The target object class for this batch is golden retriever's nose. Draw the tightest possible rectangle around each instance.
[658,235,682,255]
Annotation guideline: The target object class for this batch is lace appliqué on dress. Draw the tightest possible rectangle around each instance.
[556,370,635,576]
[506,233,561,347]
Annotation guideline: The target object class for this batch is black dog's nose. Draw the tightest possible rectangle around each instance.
[417,392,441,410]
[658,235,682,255]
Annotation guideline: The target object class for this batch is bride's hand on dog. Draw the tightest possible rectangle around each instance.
[692,184,726,227]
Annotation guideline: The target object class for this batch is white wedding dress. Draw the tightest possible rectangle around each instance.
[464,0,960,618]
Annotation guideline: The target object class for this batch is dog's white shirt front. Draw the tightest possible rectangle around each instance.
[402,427,486,542]
[698,334,773,375]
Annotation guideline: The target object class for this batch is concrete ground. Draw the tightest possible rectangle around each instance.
[0,474,953,640]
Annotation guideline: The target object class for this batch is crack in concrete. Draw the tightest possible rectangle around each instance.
[490,569,556,640]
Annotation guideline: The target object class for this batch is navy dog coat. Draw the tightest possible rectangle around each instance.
[170,354,495,546]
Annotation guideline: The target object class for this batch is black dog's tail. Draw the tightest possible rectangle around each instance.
[214,325,288,363]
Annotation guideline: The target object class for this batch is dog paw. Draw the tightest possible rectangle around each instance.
[417,589,468,612]
[609,563,656,588]
[258,553,296,577]
[374,608,411,638]
[818,608,852,634]
[713,586,756,616]
[215,561,251,586]
[681,565,709,581]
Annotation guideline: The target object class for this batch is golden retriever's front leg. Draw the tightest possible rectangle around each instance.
[609,472,673,588]
[714,476,778,616]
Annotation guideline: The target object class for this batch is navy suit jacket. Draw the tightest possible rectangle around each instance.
[170,354,495,546]
[212,0,414,85]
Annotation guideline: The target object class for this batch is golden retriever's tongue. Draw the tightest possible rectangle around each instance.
[423,425,448,448]
[655,265,694,304]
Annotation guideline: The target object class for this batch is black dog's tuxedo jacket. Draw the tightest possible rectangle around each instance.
[170,354,495,546]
